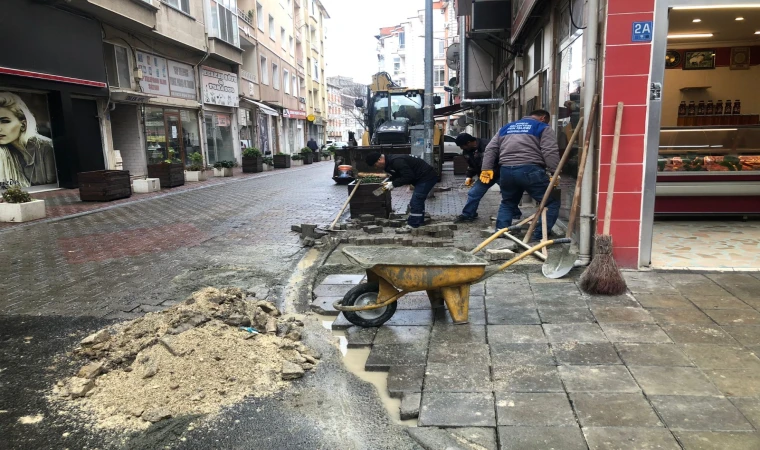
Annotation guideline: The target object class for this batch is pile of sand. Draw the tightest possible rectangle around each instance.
[49,287,319,431]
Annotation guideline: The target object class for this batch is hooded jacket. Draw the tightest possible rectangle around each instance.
[384,154,437,187]
[462,138,492,178]
[481,116,560,173]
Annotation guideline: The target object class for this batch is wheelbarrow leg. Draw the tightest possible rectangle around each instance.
[426,289,446,309]
[440,285,471,324]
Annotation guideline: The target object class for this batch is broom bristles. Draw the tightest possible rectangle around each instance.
[580,235,628,296]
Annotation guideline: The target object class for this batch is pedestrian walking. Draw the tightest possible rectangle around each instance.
[306,137,319,152]
[365,152,437,232]
[480,109,561,242]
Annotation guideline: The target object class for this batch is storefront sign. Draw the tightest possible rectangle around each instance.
[202,66,239,107]
[217,114,231,127]
[137,51,170,97]
[631,21,653,43]
[284,109,307,120]
[168,60,197,100]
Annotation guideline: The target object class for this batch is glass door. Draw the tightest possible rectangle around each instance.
[165,110,184,164]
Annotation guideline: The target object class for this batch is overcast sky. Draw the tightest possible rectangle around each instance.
[322,0,425,84]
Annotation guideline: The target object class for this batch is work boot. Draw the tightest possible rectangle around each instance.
[454,215,476,224]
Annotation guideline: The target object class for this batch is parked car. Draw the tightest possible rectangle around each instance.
[443,134,460,161]
[332,141,349,149]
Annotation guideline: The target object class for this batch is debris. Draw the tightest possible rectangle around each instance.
[400,392,421,420]
[290,224,302,233]
[142,408,172,423]
[266,318,278,334]
[239,327,259,334]
[80,330,110,347]
[281,361,305,380]
[17,415,44,425]
[363,225,383,234]
[76,363,103,379]
[67,378,95,398]
[302,237,316,247]
[485,248,517,261]
[256,301,279,316]
[158,338,179,356]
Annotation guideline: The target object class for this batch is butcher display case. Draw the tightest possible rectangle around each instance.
[655,125,760,214]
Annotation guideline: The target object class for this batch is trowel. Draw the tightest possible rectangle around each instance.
[372,178,391,196]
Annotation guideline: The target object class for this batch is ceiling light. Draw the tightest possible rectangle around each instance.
[693,18,702,22]
[736,17,745,20]
[673,5,760,9]
[756,31,760,34]
[667,33,714,39]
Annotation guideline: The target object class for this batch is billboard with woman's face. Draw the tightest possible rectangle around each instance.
[0,91,57,189]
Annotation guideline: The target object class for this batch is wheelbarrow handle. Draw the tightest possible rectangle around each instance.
[553,238,572,245]
[476,238,572,283]
[470,213,538,255]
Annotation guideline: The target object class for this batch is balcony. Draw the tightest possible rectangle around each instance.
[310,41,319,53]
[237,8,252,26]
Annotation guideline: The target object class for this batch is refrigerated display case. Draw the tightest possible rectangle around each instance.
[655,125,760,214]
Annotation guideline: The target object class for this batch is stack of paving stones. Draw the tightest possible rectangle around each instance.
[315,270,760,449]
[335,216,456,248]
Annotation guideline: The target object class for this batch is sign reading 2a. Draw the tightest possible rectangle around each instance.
[632,21,653,42]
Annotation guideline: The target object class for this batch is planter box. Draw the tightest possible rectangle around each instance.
[242,156,263,173]
[263,164,273,171]
[273,154,291,169]
[147,163,185,188]
[78,170,132,201]
[453,155,469,175]
[348,183,392,219]
[303,153,314,164]
[214,167,233,177]
[133,178,160,193]
[0,199,46,222]
[185,170,208,182]
[313,152,321,162]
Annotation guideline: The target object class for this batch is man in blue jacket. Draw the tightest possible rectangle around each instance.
[480,110,560,243]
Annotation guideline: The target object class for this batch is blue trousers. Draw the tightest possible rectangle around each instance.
[461,173,522,220]
[496,165,559,241]
[408,178,437,227]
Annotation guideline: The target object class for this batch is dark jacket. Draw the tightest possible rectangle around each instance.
[384,155,437,187]
[463,138,491,178]
[306,139,318,151]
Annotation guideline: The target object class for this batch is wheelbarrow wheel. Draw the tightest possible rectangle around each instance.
[341,282,397,328]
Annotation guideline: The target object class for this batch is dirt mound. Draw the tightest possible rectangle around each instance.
[49,287,319,431]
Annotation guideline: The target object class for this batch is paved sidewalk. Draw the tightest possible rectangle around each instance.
[316,270,760,449]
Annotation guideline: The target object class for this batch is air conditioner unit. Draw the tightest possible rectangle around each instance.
[472,0,512,33]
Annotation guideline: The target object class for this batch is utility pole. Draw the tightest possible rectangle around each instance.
[423,0,434,166]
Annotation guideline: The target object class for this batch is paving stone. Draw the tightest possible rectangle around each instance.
[534,293,587,308]
[331,313,354,330]
[629,366,720,396]
[704,369,760,397]
[486,294,536,308]
[400,392,421,420]
[680,344,760,370]
[660,273,730,297]
[497,426,586,450]
[373,326,431,345]
[661,324,739,345]
[487,307,541,325]
[492,365,564,393]
[470,283,485,296]
[430,324,487,344]
[730,397,760,429]
[530,282,582,296]
[537,306,595,324]
[616,344,694,367]
[650,395,753,431]
[674,431,760,450]
[320,274,365,285]
[584,427,680,450]
[397,296,439,310]
[424,363,493,393]
[585,294,641,308]
[571,393,662,427]
[552,343,622,365]
[592,306,655,323]
[543,323,608,343]
[310,296,341,315]
[495,393,576,426]
[722,326,760,346]
[704,309,760,326]
[419,393,496,427]
[688,295,754,310]
[601,324,672,343]
[706,273,760,302]
[490,344,555,366]
[313,283,355,297]
[365,344,428,371]
[467,295,486,310]
[387,365,425,398]
[434,307,487,325]
[487,325,546,343]
[344,326,378,348]
[559,365,640,393]
[427,342,491,366]
[634,293,694,309]
[384,310,435,326]
[624,272,680,295]
[443,428,498,450]
[648,307,713,325]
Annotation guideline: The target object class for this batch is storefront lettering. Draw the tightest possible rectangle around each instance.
[201,66,239,107]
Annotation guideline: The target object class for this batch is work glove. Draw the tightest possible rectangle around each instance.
[464,178,473,186]
[382,181,394,191]
[479,170,493,184]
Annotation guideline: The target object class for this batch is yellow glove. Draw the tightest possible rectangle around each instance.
[479,170,493,184]
[464,178,473,186]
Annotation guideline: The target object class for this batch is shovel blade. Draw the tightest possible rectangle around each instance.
[542,244,577,279]
[372,186,386,196]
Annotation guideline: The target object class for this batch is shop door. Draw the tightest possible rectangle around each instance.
[72,98,104,174]
[165,111,184,164]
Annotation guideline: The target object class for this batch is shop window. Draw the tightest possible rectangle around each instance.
[163,0,190,14]
[256,2,264,30]
[104,43,131,89]
[260,55,269,84]
[284,70,290,94]
[205,113,235,164]
[209,0,239,47]
[144,107,200,166]
[273,63,280,90]
[434,64,445,87]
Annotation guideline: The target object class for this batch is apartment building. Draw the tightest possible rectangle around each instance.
[326,76,366,142]
[297,0,329,144]
[326,80,342,141]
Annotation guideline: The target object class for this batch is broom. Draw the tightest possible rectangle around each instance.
[580,102,627,295]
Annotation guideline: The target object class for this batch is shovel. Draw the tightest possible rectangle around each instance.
[372,178,391,196]
[325,180,362,232]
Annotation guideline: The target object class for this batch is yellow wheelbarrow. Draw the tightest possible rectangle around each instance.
[333,223,571,327]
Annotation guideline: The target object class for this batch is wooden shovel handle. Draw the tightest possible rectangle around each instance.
[566,94,599,237]
[603,103,624,235]
[329,180,361,231]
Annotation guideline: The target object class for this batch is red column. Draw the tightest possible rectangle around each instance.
[598,0,656,267]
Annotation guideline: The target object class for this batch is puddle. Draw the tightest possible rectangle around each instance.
[282,248,322,314]
[315,314,416,427]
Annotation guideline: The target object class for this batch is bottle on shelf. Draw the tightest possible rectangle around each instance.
[687,101,696,116]
[733,99,741,115]
[725,100,733,115]
[715,100,724,115]
[697,101,706,115]
[706,100,714,115]
[678,101,687,117]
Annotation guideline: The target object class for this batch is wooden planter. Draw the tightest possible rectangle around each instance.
[242,156,263,173]
[273,154,291,168]
[313,152,321,162]
[347,183,392,219]
[303,153,314,165]
[147,163,185,188]
[453,155,469,175]
[78,170,132,201]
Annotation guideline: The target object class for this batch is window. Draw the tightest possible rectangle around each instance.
[393,57,401,74]
[272,63,280,90]
[210,0,239,47]
[283,70,290,94]
[533,32,543,74]
[163,0,190,14]
[289,36,294,55]
[398,31,405,49]
[437,40,445,58]
[269,15,275,40]
[104,43,131,88]
[292,76,297,96]
[256,2,264,30]
[281,27,286,49]
[434,64,445,87]
[310,0,315,16]
[260,55,269,84]
[313,60,319,81]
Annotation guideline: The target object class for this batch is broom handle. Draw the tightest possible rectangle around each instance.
[330,179,361,231]
[522,116,584,243]
[603,103,625,235]
[566,95,598,238]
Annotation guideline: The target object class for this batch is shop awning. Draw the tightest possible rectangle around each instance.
[434,103,472,117]
[242,99,279,116]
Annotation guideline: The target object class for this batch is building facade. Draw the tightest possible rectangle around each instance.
[326,76,367,142]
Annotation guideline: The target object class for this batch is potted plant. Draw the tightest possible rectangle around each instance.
[242,147,264,173]
[322,147,334,161]
[185,152,207,182]
[147,149,185,188]
[0,185,46,222]
[273,153,291,169]
[213,160,234,177]
[262,156,274,171]
[291,153,304,166]
[300,147,314,165]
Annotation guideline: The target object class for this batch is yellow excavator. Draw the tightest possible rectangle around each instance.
[332,72,444,184]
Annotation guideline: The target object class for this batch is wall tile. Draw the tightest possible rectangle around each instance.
[604,45,653,77]
[602,75,650,106]
[599,135,646,165]
[596,192,643,222]
[600,105,648,136]
[598,163,644,193]
[608,0,655,15]
[606,13,655,46]
[595,220,641,249]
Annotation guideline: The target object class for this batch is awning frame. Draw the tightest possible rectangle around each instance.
[242,98,279,116]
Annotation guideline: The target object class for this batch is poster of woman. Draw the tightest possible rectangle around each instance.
[0,91,57,189]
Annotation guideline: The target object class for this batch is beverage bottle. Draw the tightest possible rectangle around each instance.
[706,100,714,115]
[687,101,696,116]
[715,100,724,115]
[725,100,732,115]
[678,101,687,116]
[697,101,705,115]
[733,99,741,115]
